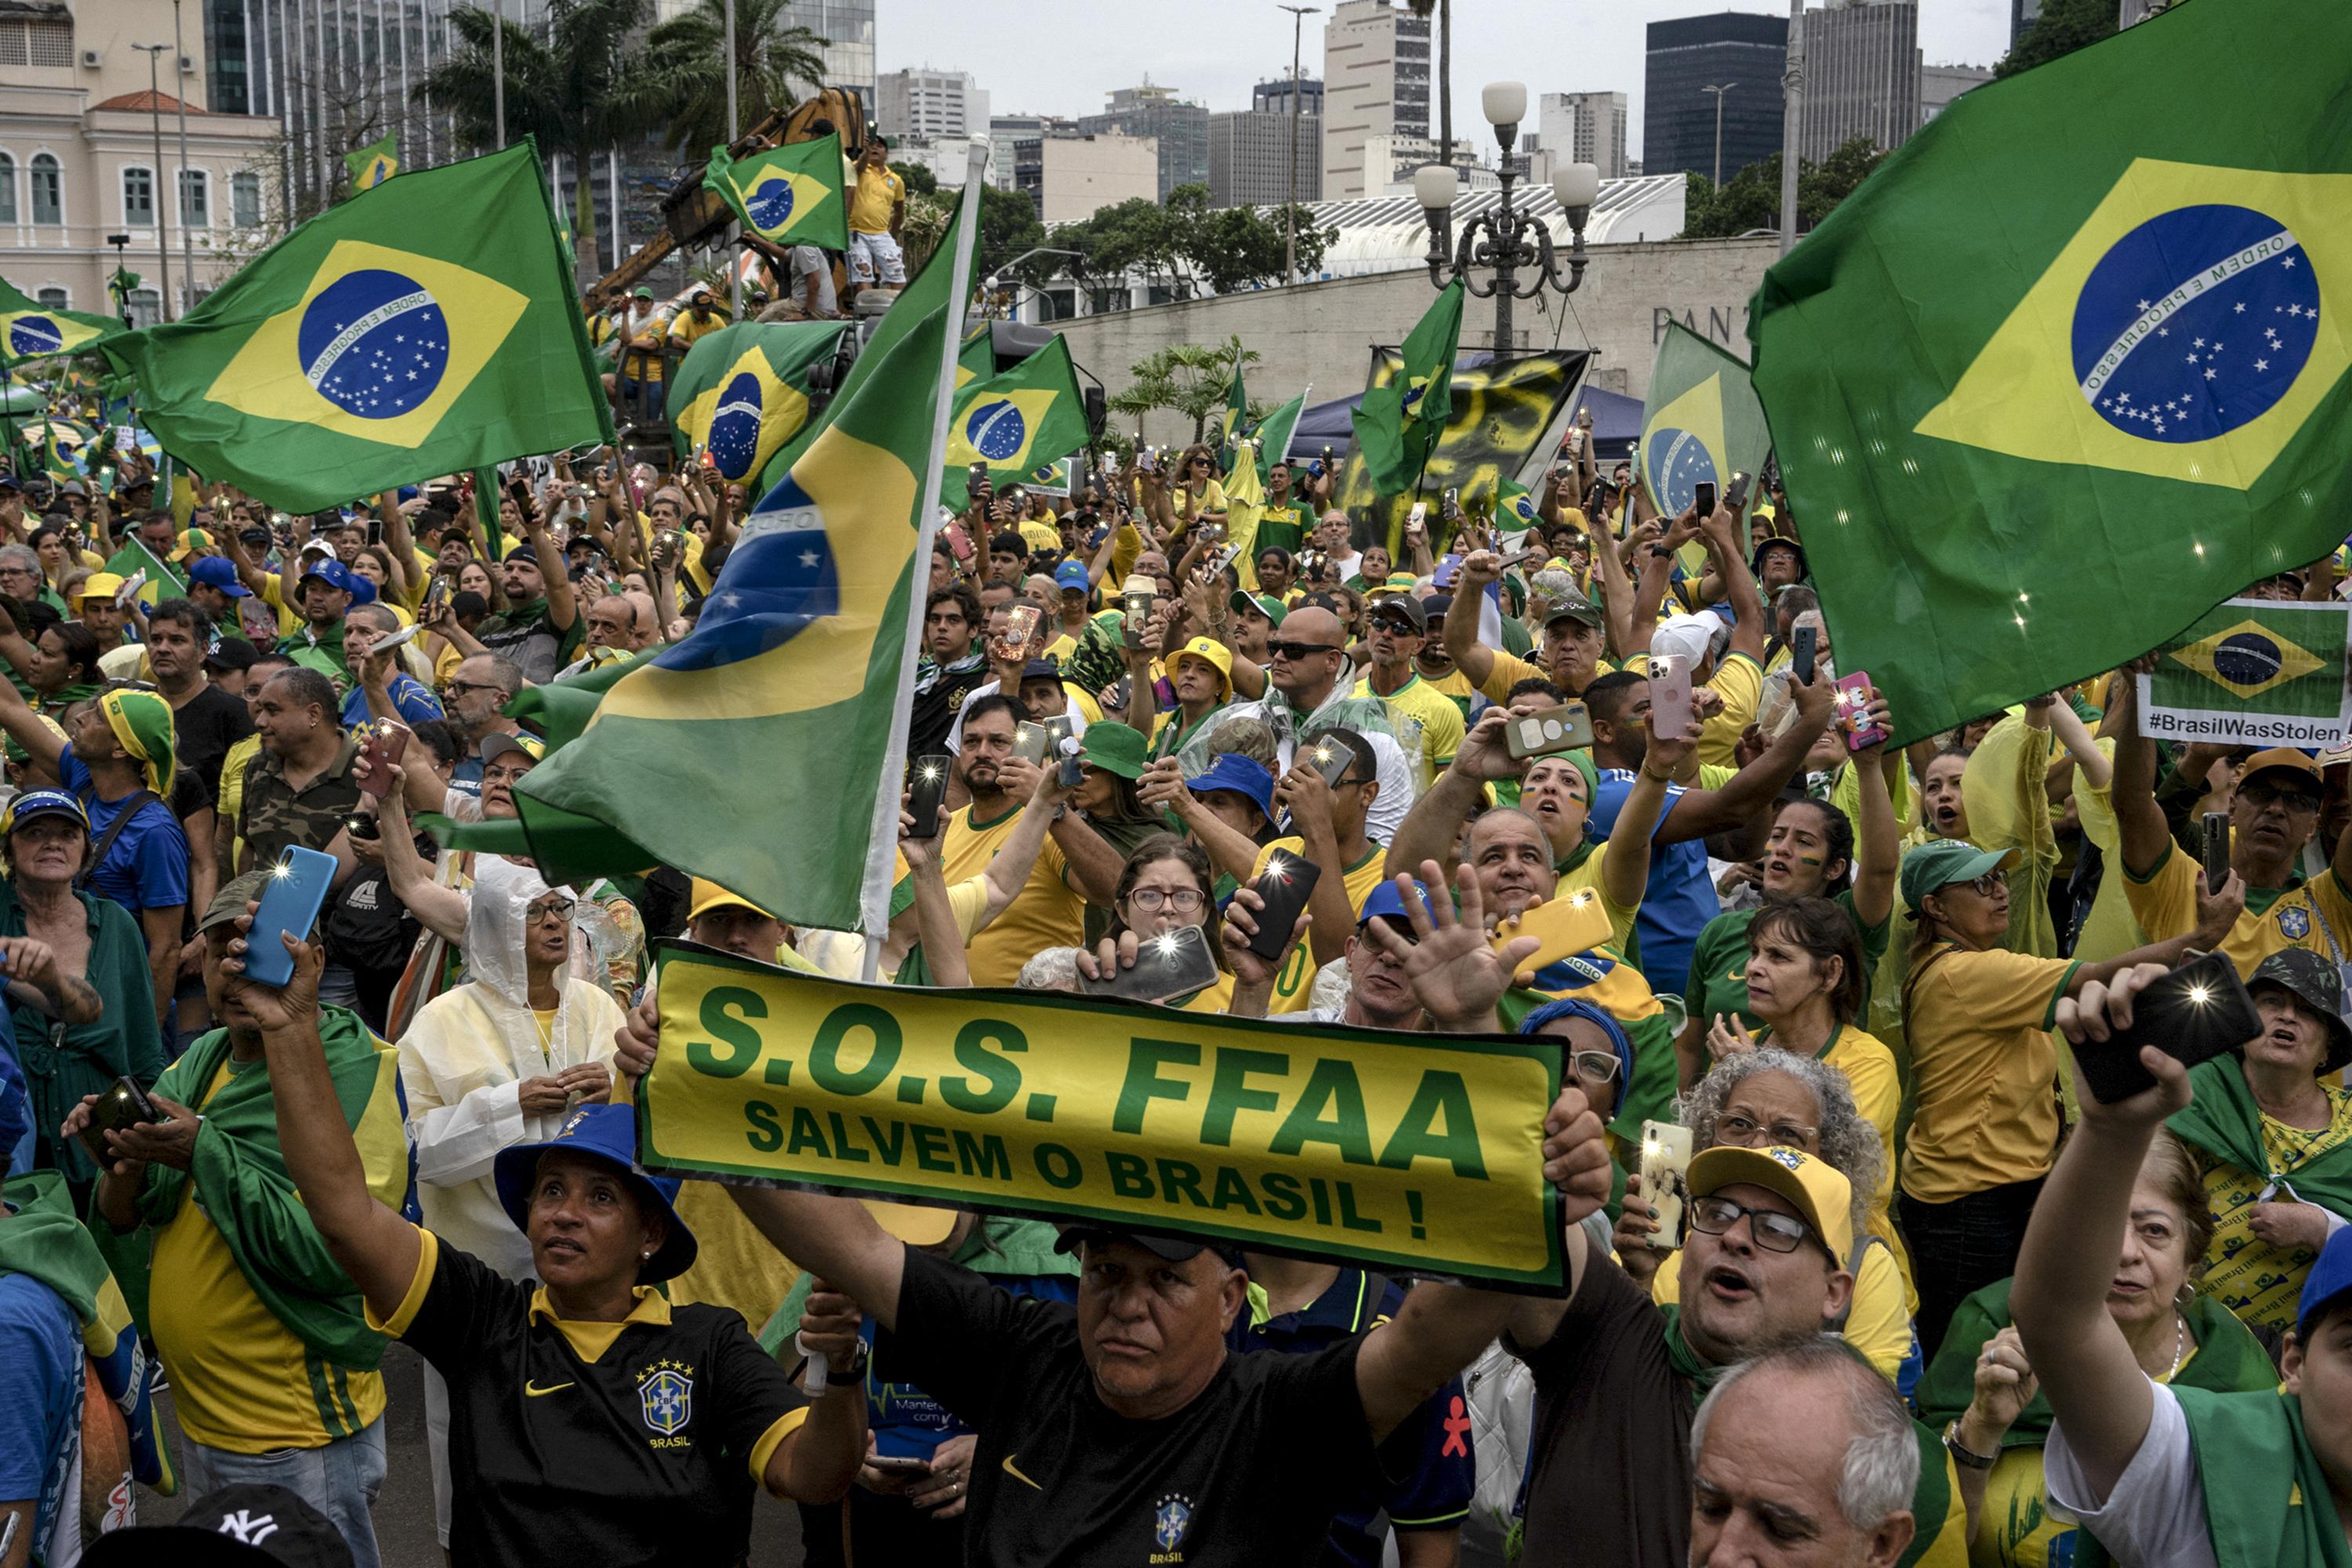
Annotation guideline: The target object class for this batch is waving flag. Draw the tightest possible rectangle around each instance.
[1639,323,1773,519]
[1352,280,1462,495]
[1496,478,1541,542]
[0,274,126,364]
[705,134,850,251]
[670,320,851,484]
[2138,597,2352,746]
[1253,389,1308,485]
[345,132,397,191]
[938,335,1089,508]
[100,143,608,511]
[1751,0,2352,744]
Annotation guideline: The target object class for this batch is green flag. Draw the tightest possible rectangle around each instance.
[1639,322,1772,518]
[474,463,506,560]
[1496,478,1541,541]
[1223,362,1249,464]
[1254,390,1307,485]
[668,320,853,485]
[0,274,128,365]
[1352,279,1463,495]
[100,142,610,513]
[345,132,397,191]
[956,328,993,391]
[704,134,850,252]
[1748,0,2352,745]
[2137,597,2352,746]
[938,336,1090,510]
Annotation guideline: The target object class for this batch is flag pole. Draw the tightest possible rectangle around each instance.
[856,144,989,982]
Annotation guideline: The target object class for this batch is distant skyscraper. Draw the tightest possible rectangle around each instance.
[877,68,989,142]
[1798,0,1920,162]
[1254,78,1325,117]
[2011,0,2043,49]
[781,0,876,105]
[1920,62,1993,124]
[1321,0,1431,200]
[1643,11,1789,182]
[1078,82,1209,200]
[1208,110,1322,208]
[1537,91,1629,180]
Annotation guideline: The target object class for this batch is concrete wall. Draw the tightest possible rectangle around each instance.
[1052,235,1779,447]
[1037,133,1158,224]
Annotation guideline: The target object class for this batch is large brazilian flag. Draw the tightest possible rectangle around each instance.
[1750,0,2352,745]
[99,141,609,512]
[704,134,850,252]
[1639,321,1771,519]
[0,274,127,365]
[937,335,1090,509]
[670,320,853,485]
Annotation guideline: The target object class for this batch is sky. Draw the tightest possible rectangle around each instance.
[874,0,2013,163]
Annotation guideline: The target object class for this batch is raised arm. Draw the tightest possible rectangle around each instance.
[1385,712,1501,880]
[898,823,971,989]
[1600,713,1697,913]
[1847,686,1900,931]
[0,676,64,774]
[1658,670,1833,843]
[1699,503,1766,664]
[1441,551,1503,689]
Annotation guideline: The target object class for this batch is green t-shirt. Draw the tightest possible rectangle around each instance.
[1256,499,1313,557]
[1682,888,1891,1035]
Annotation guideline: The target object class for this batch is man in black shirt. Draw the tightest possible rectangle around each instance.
[147,599,255,797]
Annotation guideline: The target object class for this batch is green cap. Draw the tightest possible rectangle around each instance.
[1229,590,1287,627]
[199,869,276,936]
[1897,839,2013,910]
[1077,721,1148,780]
[1542,588,1605,630]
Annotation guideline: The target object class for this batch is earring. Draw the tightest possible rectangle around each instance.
[641,1250,652,1261]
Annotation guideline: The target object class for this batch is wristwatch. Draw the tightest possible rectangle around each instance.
[1942,1419,1998,1471]
[824,1341,871,1386]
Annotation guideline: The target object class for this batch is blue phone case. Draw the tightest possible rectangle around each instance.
[241,847,338,989]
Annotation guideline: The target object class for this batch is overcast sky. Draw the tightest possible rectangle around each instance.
[875,0,2013,162]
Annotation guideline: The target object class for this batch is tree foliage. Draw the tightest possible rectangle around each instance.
[622,0,829,155]
[1679,136,1886,240]
[892,162,938,198]
[1109,336,1263,442]
[1996,0,2120,78]
[1045,184,1337,298]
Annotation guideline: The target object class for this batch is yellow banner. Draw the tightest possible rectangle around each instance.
[640,945,1569,1290]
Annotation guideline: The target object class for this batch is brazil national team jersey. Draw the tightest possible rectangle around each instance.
[377,1229,810,1566]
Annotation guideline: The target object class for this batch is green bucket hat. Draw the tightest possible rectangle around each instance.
[1077,721,1148,780]
[1229,590,1287,628]
[1898,839,2013,910]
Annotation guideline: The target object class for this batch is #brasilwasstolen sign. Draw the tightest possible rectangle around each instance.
[2136,597,2352,748]
[638,943,1569,1291]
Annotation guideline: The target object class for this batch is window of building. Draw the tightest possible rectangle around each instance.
[232,171,262,228]
[34,288,67,310]
[126,289,163,329]
[0,20,74,66]
[123,167,156,227]
[28,154,59,225]
[0,153,13,224]
[179,168,209,227]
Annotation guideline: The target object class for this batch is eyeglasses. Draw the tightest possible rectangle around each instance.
[1570,1050,1622,1087]
[1715,1112,1819,1148]
[525,897,577,926]
[1688,1194,1815,1254]
[1268,639,1343,661]
[1944,872,2005,898]
[0,567,34,579]
[1127,887,1205,914]
[2241,781,2323,813]
[441,679,501,699]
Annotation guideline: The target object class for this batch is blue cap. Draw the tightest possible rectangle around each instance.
[300,558,361,596]
[1054,561,1091,592]
[0,789,89,836]
[1187,753,1275,826]
[2301,1226,2352,1340]
[188,554,252,598]
[1518,997,1636,1119]
[1357,877,1433,930]
[491,1104,698,1283]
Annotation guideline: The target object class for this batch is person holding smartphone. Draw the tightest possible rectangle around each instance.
[1076,835,1234,1013]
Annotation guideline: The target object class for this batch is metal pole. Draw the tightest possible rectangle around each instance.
[174,0,195,307]
[724,0,739,318]
[607,144,621,270]
[1780,0,1803,255]
[1278,5,1315,285]
[136,44,176,319]
[396,0,410,165]
[491,0,504,150]
[309,0,327,205]
[1492,144,1512,350]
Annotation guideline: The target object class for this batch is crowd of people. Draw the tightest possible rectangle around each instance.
[2,303,2350,1568]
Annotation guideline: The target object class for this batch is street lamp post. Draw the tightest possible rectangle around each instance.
[1414,82,1599,354]
[1277,4,1318,285]
[132,42,175,320]
[1700,82,1737,187]
[106,235,134,327]
[173,0,194,310]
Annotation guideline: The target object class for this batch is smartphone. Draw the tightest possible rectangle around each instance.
[116,568,147,605]
[907,754,952,838]
[1243,851,1323,960]
[355,720,412,798]
[1434,553,1464,590]
[372,621,423,654]
[864,1453,930,1473]
[1832,671,1889,752]
[2072,951,2260,1104]
[1041,715,1080,788]
[1639,1121,1695,1251]
[1692,480,1717,518]
[1319,445,1335,475]
[1723,470,1752,510]
[241,846,339,989]
[1080,922,1221,1004]
[2202,810,2231,894]
[1791,624,1817,684]
[423,575,451,618]
[1120,575,1156,649]
[1647,654,1694,735]
[76,1076,160,1163]
[993,604,1040,660]
[1443,487,1460,523]
[1505,702,1595,760]
[1138,448,1158,474]
[968,461,986,492]
[1492,892,1613,982]
[1010,722,1050,766]
[1305,736,1356,789]
[1406,502,1428,535]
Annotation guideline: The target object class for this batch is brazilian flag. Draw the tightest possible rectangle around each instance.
[345,132,397,191]
[956,328,993,391]
[99,142,611,513]
[705,134,849,252]
[1639,321,1771,519]
[1352,279,1461,495]
[1253,389,1308,486]
[1496,479,1541,541]
[670,320,852,485]
[1751,0,2352,745]
[2140,597,2351,742]
[938,336,1089,508]
[0,274,127,365]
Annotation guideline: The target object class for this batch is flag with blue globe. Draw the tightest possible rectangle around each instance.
[2141,597,2352,745]
[0,274,125,365]
[703,135,849,252]
[669,321,847,486]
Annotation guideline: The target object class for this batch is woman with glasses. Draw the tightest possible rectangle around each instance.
[1160,445,1228,542]
[393,871,624,1552]
[1615,1047,1909,1377]
[0,543,64,615]
[1898,836,2244,1355]
[1078,834,1235,1013]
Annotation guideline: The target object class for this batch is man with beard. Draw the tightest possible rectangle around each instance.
[1352,594,1462,796]
[1443,552,1611,703]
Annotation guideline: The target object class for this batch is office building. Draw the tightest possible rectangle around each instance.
[877,67,988,143]
[1014,131,1157,223]
[1208,108,1320,208]
[1254,77,1324,117]
[1920,62,1993,123]
[1078,82,1208,200]
[891,135,988,189]
[1797,0,1920,161]
[990,113,1072,192]
[1321,0,1430,200]
[1363,134,1491,198]
[1537,91,1628,180]
[1643,11,1788,182]
[2011,0,2042,48]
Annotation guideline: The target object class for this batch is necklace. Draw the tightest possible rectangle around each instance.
[2161,1312,2187,1381]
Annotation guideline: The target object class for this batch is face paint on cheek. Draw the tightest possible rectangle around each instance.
[1795,855,1823,867]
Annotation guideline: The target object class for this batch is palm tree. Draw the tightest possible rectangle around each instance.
[412,0,652,256]
[627,0,831,156]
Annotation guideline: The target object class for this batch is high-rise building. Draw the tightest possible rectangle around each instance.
[990,114,1073,192]
[2010,0,2042,49]
[1920,62,1993,124]
[1537,91,1628,180]
[1797,0,1920,161]
[776,0,875,105]
[1014,132,1158,223]
[1207,109,1321,209]
[1321,0,1431,201]
[1254,77,1324,117]
[1643,11,1788,182]
[877,67,989,143]
[1077,82,1208,201]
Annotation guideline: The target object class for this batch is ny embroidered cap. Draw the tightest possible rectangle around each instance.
[493,1103,699,1283]
[1687,1144,1855,1265]
[79,1483,355,1567]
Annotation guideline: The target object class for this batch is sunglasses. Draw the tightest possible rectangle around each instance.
[1268,639,1343,661]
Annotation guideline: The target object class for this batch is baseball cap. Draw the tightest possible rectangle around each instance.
[79,1483,355,1567]
[2248,948,2352,1075]
[1687,1143,1855,1263]
[1357,877,1432,931]
[1229,590,1287,627]
[78,571,126,603]
[1897,839,2013,909]
[198,868,275,935]
[1053,1226,1246,1269]
[205,638,260,674]
[299,558,361,597]
[479,731,546,767]
[0,788,87,836]
[493,1104,698,1283]
[1171,635,1233,691]
[1187,753,1275,825]
[174,527,215,561]
[1542,589,1604,630]
[1367,594,1428,631]
[2239,747,2325,793]
[1653,612,1730,668]
[189,555,252,597]
[688,877,774,923]
[1054,560,1091,593]
[2302,1226,2352,1339]
[633,285,655,299]
[58,479,84,497]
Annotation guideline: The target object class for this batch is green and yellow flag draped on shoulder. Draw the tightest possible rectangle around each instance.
[938,335,1089,509]
[1352,278,1462,495]
[0,274,127,364]
[99,141,610,512]
[1750,0,2352,744]
[670,319,853,485]
[704,133,850,252]
[345,132,397,191]
[1640,322,1772,517]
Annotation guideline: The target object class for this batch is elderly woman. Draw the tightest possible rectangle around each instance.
[1915,1131,2274,1566]
[1615,1047,1909,1379]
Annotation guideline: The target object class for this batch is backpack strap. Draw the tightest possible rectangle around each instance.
[75,789,159,892]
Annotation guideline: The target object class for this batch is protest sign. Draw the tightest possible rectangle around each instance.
[2136,597,2352,747]
[638,943,1569,1290]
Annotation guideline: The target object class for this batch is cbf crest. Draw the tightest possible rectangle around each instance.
[1150,1494,1194,1562]
[638,1359,695,1439]
[2280,905,2313,941]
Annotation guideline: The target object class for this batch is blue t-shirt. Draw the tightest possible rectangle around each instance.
[0,1268,83,1562]
[0,1029,28,1177]
[340,673,445,730]
[1588,766,1713,998]
[59,753,191,918]
[866,1272,1079,1460]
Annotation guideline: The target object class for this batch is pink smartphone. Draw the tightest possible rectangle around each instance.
[1646,653,1693,735]
[1835,671,1889,751]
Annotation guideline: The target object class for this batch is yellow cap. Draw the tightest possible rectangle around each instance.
[1171,635,1232,691]
[78,572,125,603]
[689,877,774,923]
[1686,1144,1853,1263]
[861,1200,960,1246]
